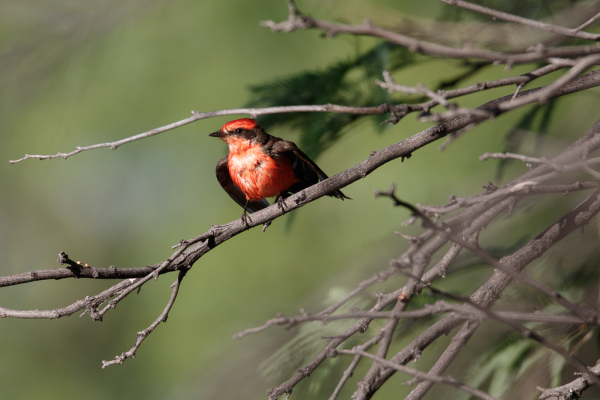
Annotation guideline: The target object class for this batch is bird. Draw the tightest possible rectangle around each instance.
[209,118,349,222]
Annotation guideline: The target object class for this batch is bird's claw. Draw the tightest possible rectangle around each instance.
[276,196,286,212]
[241,212,252,226]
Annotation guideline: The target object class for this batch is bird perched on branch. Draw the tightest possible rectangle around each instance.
[209,118,349,222]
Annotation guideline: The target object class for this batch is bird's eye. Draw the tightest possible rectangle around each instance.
[235,128,242,133]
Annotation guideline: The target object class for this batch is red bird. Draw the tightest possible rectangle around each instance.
[209,118,349,221]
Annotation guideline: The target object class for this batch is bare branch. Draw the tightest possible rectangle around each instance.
[1,236,192,331]
[328,333,383,400]
[337,348,500,400]
[480,152,600,179]
[268,194,517,398]
[0,256,167,288]
[573,11,600,32]
[0,279,137,319]
[8,104,391,164]
[404,282,600,400]
[376,71,450,107]
[354,182,600,399]
[379,187,600,321]
[417,54,600,123]
[421,180,600,217]
[93,243,190,321]
[317,265,404,316]
[376,62,567,126]
[440,0,600,41]
[102,270,187,367]
[538,359,600,400]
[423,126,600,217]
[261,3,600,63]
[499,54,600,109]
[232,302,595,339]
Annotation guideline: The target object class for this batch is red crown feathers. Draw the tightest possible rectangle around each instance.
[221,118,257,133]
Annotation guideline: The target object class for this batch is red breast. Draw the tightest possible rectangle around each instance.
[226,136,299,201]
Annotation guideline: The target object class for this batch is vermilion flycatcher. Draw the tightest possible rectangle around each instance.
[209,118,349,220]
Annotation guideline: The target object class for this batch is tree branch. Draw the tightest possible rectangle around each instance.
[538,359,600,400]
[101,269,187,367]
[354,180,600,399]
[261,1,600,64]
[440,0,600,41]
[336,348,500,400]
[232,302,595,339]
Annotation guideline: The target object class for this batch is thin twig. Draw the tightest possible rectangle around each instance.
[373,189,600,400]
[440,0,600,41]
[354,179,600,400]
[8,104,391,164]
[8,63,585,166]
[500,54,600,109]
[102,270,187,367]
[378,186,600,321]
[231,303,595,339]
[376,71,450,106]
[94,241,191,321]
[429,287,600,388]
[0,279,137,319]
[328,332,384,400]
[337,348,500,400]
[538,359,600,399]
[572,11,600,32]
[261,2,600,63]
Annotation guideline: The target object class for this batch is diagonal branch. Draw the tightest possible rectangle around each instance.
[337,348,500,400]
[329,332,383,400]
[538,359,600,400]
[440,0,600,41]
[573,11,600,32]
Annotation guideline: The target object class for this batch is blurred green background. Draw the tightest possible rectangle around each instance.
[1,1,599,399]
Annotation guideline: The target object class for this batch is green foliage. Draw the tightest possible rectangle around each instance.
[247,42,417,159]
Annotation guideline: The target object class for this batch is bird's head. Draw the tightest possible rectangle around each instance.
[209,118,261,144]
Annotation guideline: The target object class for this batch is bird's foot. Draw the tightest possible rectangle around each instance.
[241,212,252,226]
[276,196,286,213]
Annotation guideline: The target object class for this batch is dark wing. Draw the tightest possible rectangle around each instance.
[269,140,350,200]
[215,157,270,213]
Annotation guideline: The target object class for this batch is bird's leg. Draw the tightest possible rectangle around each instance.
[241,199,252,226]
[275,195,286,213]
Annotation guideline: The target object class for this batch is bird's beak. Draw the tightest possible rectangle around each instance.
[209,131,225,138]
